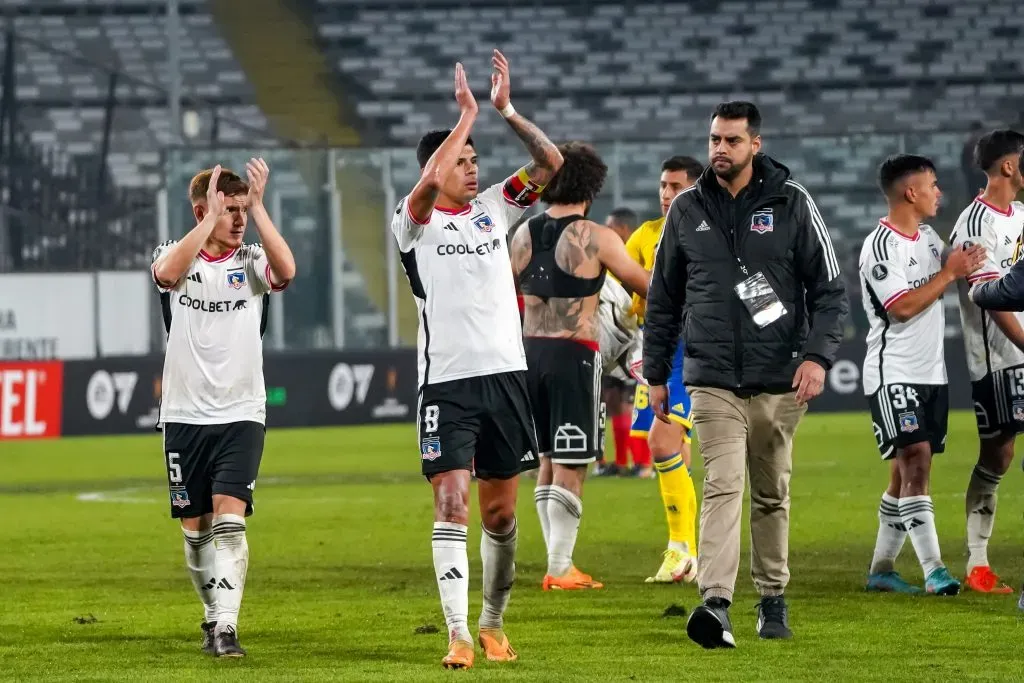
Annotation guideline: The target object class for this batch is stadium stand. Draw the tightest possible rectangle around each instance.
[1,0,389,347]
[311,0,1023,312]
[1,0,1021,344]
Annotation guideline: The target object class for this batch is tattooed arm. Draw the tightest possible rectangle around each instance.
[504,114,563,187]
[509,221,532,278]
[490,49,563,187]
[521,219,603,339]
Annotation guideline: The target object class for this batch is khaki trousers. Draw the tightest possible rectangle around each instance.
[690,387,808,602]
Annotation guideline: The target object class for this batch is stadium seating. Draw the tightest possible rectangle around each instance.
[1,3,387,347]
[310,0,1023,252]
[1,8,274,188]
[2,0,1020,345]
[315,0,1024,141]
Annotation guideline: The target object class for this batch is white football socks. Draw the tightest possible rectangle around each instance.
[869,492,907,575]
[432,522,471,644]
[182,527,218,623]
[211,514,249,635]
[479,519,517,632]
[965,464,1001,572]
[899,495,943,577]
[546,485,583,577]
[534,485,552,548]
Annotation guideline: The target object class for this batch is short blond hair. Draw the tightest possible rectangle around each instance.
[188,167,249,204]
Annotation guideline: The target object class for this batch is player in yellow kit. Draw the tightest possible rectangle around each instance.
[627,156,706,584]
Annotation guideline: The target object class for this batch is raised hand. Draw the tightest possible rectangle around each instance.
[246,157,270,208]
[454,62,478,117]
[206,164,225,217]
[490,49,511,111]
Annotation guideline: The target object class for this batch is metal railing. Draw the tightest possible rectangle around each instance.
[0,131,995,350]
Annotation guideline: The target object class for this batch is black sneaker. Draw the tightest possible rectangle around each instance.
[686,597,736,649]
[201,621,217,654]
[213,626,247,658]
[756,595,792,639]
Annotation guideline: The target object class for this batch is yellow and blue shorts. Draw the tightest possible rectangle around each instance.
[631,341,692,443]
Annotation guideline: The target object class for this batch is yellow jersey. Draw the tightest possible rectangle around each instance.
[625,217,665,323]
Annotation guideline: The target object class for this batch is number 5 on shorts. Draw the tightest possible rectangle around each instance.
[167,452,182,484]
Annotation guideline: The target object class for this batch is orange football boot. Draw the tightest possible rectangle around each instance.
[542,565,604,591]
[441,639,475,670]
[965,566,1014,594]
[478,629,518,662]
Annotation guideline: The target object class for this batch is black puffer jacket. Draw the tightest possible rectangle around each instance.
[642,154,848,394]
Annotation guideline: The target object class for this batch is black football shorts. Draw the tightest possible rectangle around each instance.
[868,383,948,460]
[417,371,539,480]
[525,337,606,466]
[162,421,265,518]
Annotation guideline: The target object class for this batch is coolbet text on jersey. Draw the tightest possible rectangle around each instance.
[859,220,948,396]
[391,175,535,388]
[152,242,284,425]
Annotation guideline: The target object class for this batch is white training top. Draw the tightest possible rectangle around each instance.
[950,197,1024,382]
[392,175,536,387]
[152,242,286,425]
[859,220,947,395]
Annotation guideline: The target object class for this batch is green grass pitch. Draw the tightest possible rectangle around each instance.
[2,411,1024,681]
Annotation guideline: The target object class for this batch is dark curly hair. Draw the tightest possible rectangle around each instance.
[540,141,608,206]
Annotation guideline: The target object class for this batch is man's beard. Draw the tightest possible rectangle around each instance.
[713,155,752,182]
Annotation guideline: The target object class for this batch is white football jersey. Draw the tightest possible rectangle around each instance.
[152,242,285,425]
[950,198,1024,382]
[859,220,947,395]
[392,176,535,387]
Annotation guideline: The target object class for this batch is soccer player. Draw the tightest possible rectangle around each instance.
[391,52,562,669]
[597,206,640,477]
[625,155,704,583]
[151,160,296,657]
[510,141,652,591]
[859,154,983,596]
[606,206,639,243]
[950,130,1024,593]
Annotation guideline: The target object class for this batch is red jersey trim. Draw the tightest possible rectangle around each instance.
[265,262,289,292]
[879,219,920,241]
[976,196,1013,217]
[436,204,472,216]
[199,248,237,263]
[967,271,1000,284]
[883,289,910,309]
[406,200,431,226]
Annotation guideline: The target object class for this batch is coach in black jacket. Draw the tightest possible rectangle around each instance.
[643,102,848,650]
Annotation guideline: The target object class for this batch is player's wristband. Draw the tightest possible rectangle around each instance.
[499,103,516,119]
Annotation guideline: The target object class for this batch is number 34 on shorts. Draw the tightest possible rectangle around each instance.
[868,383,948,459]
